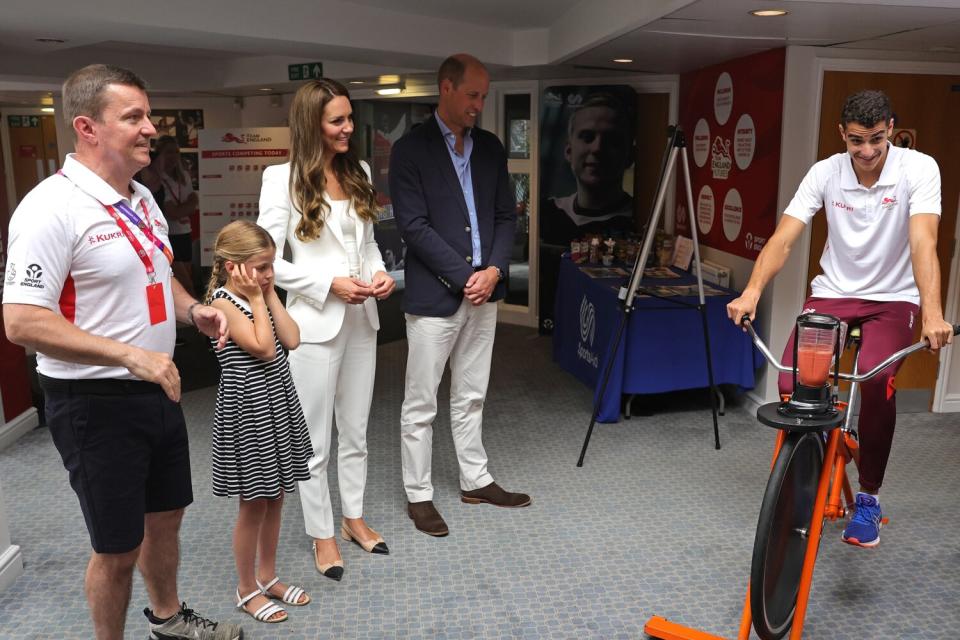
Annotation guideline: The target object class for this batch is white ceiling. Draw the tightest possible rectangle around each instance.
[568,0,960,73]
[0,0,958,107]
[344,0,583,29]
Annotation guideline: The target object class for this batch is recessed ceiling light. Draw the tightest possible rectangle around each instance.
[749,9,788,17]
[35,37,67,43]
[349,80,364,85]
[376,87,402,96]
[258,87,272,92]
[612,58,633,63]
[41,107,55,113]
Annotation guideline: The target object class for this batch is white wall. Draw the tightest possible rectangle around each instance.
[239,94,291,128]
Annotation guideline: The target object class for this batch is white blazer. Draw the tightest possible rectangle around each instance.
[257,161,386,344]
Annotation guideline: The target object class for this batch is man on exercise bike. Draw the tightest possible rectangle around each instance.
[726,89,953,548]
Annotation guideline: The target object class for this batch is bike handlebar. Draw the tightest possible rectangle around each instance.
[740,315,960,384]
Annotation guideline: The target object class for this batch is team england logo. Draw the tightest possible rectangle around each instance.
[711,136,732,180]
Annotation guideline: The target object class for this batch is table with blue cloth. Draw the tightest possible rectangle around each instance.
[552,256,762,423]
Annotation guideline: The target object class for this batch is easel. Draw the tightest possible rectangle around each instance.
[577,125,721,467]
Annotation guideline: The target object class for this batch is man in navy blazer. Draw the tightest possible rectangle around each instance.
[390,53,531,537]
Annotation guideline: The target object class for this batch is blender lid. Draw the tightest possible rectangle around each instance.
[797,313,841,330]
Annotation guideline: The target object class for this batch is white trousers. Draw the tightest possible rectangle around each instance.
[289,305,377,539]
[401,298,497,502]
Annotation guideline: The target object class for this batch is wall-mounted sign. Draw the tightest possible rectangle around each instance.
[198,127,290,266]
[891,128,916,149]
[676,48,785,260]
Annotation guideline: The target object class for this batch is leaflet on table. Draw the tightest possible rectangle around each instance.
[643,284,727,297]
[581,266,630,279]
[643,267,680,279]
[671,235,694,271]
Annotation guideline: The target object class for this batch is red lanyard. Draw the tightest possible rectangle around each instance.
[103,200,174,283]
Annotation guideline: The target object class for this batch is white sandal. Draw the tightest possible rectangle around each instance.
[257,576,311,606]
[236,587,287,623]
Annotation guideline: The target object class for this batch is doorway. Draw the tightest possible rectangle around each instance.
[808,71,960,405]
[6,114,60,202]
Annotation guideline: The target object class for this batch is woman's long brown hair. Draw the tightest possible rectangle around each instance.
[288,79,379,242]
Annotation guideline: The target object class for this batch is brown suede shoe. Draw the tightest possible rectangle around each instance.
[461,482,531,508]
[407,500,449,537]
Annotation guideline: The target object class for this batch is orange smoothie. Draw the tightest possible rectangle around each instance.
[797,345,833,387]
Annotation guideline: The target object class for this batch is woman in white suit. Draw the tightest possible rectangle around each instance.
[258,79,395,581]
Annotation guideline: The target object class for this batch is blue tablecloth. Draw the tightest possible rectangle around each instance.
[552,257,762,422]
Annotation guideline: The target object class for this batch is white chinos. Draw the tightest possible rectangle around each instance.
[401,298,497,502]
[290,305,377,539]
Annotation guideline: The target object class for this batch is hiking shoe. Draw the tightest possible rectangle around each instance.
[146,602,243,640]
[842,493,882,548]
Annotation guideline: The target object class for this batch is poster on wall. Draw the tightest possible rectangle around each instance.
[675,48,785,261]
[537,85,638,333]
[197,127,290,266]
[151,109,204,149]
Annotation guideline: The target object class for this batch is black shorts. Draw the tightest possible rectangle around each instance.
[169,233,192,262]
[42,376,194,554]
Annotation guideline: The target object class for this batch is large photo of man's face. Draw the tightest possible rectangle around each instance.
[538,86,638,333]
[565,97,633,208]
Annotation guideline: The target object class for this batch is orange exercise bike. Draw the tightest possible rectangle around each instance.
[645,312,959,640]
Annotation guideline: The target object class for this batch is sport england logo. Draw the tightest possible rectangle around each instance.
[19,262,44,289]
[744,233,766,252]
[577,296,599,368]
[881,196,898,210]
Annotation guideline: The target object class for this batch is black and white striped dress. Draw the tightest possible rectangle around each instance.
[210,288,312,500]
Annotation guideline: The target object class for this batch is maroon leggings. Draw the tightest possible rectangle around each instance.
[778,297,919,492]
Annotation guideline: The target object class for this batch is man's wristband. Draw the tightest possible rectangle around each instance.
[186,302,201,327]
[490,266,504,281]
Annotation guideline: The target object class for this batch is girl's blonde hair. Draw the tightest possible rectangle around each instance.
[288,79,379,242]
[204,221,276,303]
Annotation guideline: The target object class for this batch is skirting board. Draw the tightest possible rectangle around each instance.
[0,544,23,593]
[934,393,960,413]
[0,407,39,453]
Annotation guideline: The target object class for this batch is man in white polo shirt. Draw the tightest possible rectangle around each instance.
[727,89,952,548]
[3,65,240,640]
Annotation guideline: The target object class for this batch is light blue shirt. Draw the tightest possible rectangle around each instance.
[436,113,482,265]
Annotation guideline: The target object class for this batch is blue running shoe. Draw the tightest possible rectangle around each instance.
[842,493,882,548]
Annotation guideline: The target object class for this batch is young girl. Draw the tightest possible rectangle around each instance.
[205,220,313,624]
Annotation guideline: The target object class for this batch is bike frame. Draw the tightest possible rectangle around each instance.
[645,320,943,640]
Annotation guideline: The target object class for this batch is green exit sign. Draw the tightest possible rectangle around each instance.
[7,115,40,128]
[288,62,323,81]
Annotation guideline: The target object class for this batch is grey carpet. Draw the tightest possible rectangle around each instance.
[0,324,957,639]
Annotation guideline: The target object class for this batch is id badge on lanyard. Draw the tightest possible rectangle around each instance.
[103,199,174,326]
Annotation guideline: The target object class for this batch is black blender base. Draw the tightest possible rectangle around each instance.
[757,401,845,432]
